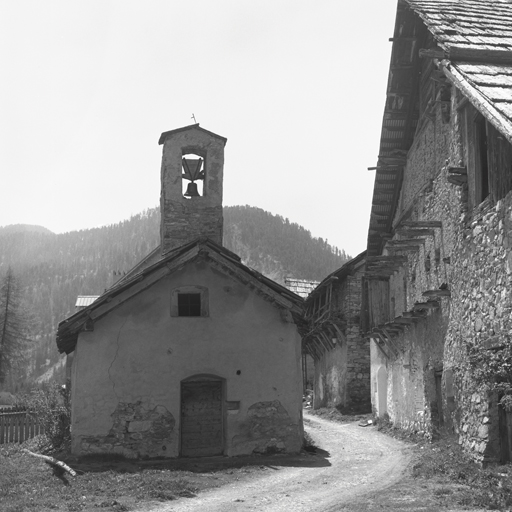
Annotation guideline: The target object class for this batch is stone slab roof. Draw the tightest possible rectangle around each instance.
[75,296,100,308]
[408,0,512,141]
[367,0,512,257]
[284,278,320,298]
[407,0,512,53]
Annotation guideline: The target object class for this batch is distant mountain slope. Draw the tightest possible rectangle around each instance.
[0,206,350,387]
[0,224,54,235]
[223,205,349,283]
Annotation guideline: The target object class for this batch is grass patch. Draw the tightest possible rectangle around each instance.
[377,421,512,510]
[0,440,259,512]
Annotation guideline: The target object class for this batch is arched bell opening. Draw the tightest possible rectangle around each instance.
[181,152,205,198]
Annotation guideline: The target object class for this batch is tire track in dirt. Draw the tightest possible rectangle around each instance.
[143,412,411,512]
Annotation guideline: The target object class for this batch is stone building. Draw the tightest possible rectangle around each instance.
[303,252,370,412]
[365,0,512,463]
[57,124,305,458]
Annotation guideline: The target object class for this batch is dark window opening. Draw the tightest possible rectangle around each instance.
[475,115,490,202]
[178,293,201,316]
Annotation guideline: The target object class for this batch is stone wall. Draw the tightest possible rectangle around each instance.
[372,83,512,462]
[160,126,225,253]
[344,272,371,411]
[313,263,370,412]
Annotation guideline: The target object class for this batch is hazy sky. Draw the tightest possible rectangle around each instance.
[0,1,397,257]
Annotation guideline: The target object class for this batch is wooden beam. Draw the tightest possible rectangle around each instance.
[371,336,390,359]
[402,311,427,319]
[316,334,330,353]
[378,154,407,162]
[448,175,467,186]
[380,328,402,354]
[395,229,435,237]
[383,323,406,333]
[319,332,335,350]
[400,220,441,228]
[413,301,440,311]
[367,256,408,263]
[365,273,396,279]
[422,289,451,298]
[419,48,446,59]
[448,166,467,175]
[308,338,323,359]
[331,323,347,345]
[376,331,399,357]
[365,275,390,281]
[449,46,512,65]
[305,341,320,360]
[393,316,418,325]
[386,245,420,252]
[387,238,425,246]
[366,263,404,270]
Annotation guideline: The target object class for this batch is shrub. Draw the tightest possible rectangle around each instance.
[16,383,71,453]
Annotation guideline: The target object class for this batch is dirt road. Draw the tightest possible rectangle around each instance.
[144,411,411,512]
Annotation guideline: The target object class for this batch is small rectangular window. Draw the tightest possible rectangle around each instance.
[178,293,201,317]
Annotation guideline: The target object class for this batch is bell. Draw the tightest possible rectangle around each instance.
[184,182,200,197]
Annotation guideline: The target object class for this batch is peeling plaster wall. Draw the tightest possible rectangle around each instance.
[71,260,302,458]
[313,342,348,409]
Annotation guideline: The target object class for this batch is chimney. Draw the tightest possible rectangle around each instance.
[158,124,227,254]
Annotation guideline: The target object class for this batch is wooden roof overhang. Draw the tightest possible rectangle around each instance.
[302,251,366,359]
[368,0,512,259]
[56,238,304,354]
[367,1,428,257]
[407,0,512,144]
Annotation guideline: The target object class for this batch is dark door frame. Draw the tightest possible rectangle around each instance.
[179,374,226,457]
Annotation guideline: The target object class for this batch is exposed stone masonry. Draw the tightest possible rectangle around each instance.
[375,84,512,462]
[80,401,175,458]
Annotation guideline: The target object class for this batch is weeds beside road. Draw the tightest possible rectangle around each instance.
[310,407,512,511]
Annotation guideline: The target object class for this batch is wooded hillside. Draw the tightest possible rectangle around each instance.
[0,205,350,389]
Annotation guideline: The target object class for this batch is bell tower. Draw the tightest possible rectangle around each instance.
[159,124,227,254]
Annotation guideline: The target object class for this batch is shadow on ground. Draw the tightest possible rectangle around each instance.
[65,448,332,474]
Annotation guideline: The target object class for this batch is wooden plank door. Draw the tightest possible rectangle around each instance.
[180,380,223,457]
[499,405,512,463]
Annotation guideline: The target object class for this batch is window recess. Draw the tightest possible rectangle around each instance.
[463,104,512,209]
[171,286,209,317]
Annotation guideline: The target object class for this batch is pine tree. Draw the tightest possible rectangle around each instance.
[0,267,30,387]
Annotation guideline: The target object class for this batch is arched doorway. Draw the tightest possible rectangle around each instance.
[180,375,224,457]
[377,366,388,418]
